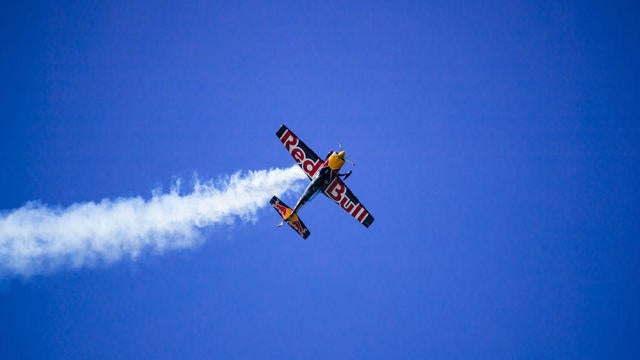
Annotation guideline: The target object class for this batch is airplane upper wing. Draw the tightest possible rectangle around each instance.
[323,177,375,227]
[276,124,324,179]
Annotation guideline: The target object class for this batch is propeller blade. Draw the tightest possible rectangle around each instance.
[345,157,355,166]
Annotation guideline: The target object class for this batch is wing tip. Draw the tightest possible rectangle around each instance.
[363,215,375,228]
[276,124,288,138]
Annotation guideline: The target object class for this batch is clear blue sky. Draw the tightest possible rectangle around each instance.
[1,1,639,358]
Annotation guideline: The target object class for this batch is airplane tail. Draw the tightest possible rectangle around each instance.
[270,196,311,239]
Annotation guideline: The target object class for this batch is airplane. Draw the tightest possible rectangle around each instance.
[270,124,374,239]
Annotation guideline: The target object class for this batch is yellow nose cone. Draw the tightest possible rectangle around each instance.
[328,151,346,170]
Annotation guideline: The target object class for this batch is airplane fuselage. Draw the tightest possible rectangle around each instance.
[290,151,345,214]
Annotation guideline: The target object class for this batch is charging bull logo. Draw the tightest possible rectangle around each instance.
[279,129,323,177]
[272,200,289,217]
[288,219,306,235]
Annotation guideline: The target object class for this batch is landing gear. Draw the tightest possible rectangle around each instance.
[340,170,352,180]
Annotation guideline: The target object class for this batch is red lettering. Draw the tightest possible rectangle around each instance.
[357,209,369,222]
[303,159,322,177]
[291,148,305,163]
[327,180,345,201]
[351,204,363,218]
[280,130,298,150]
[340,197,355,212]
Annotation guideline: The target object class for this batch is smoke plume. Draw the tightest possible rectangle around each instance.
[0,166,306,277]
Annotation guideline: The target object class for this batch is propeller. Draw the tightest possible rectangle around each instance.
[338,143,356,166]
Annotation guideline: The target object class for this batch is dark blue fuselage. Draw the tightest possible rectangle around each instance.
[291,165,336,214]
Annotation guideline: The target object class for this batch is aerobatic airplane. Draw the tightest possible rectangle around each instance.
[270,124,374,239]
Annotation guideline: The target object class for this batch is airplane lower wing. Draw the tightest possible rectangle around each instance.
[276,124,323,179]
[323,177,375,227]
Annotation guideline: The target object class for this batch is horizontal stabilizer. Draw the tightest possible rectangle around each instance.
[270,196,311,239]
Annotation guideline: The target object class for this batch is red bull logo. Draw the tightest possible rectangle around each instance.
[279,129,323,177]
[288,218,307,235]
[326,179,369,223]
[272,200,289,217]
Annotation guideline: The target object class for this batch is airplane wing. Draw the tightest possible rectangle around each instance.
[276,124,323,179]
[323,177,375,227]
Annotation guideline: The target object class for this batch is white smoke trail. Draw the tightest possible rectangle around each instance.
[0,166,306,277]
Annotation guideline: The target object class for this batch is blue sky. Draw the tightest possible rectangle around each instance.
[1,0,639,358]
